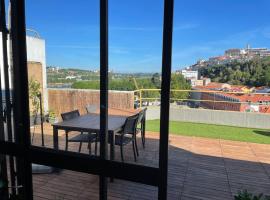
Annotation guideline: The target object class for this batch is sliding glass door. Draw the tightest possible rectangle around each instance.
[0,0,174,199]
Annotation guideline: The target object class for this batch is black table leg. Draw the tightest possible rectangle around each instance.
[52,127,60,173]
[143,116,146,147]
[53,126,59,150]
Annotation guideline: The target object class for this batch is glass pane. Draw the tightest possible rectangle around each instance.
[169,0,270,199]
[106,0,163,168]
[0,1,14,144]
[25,0,100,152]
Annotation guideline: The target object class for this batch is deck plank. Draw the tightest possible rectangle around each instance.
[28,124,270,199]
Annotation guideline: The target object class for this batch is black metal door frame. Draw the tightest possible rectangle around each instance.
[99,0,109,199]
[0,0,16,196]
[159,0,174,199]
[0,0,174,199]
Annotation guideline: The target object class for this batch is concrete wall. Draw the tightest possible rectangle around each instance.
[146,106,270,129]
[48,89,134,117]
[0,34,48,111]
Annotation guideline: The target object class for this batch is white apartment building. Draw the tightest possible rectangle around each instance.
[0,32,48,111]
[180,70,198,80]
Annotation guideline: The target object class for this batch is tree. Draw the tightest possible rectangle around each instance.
[71,73,192,102]
[263,67,270,87]
[200,57,270,87]
[151,73,161,88]
[170,73,191,100]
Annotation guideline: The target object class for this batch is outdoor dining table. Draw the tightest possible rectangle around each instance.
[52,113,128,161]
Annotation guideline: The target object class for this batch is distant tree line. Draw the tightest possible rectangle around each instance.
[71,73,191,100]
[200,57,270,87]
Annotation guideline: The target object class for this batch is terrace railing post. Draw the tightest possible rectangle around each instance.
[10,0,33,199]
[100,0,109,199]
[159,0,174,199]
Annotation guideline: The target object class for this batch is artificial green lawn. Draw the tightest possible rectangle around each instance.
[146,120,270,144]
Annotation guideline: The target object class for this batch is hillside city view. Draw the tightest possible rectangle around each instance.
[1,1,270,200]
[47,44,270,113]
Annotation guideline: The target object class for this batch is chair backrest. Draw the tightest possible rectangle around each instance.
[122,114,139,135]
[86,105,97,114]
[61,110,80,121]
[137,107,147,124]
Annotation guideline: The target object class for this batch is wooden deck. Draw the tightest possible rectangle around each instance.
[31,124,270,200]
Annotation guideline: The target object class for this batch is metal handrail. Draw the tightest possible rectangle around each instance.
[136,88,269,95]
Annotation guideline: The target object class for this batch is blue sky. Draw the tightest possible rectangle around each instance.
[25,0,270,72]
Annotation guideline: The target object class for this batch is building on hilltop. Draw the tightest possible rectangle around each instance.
[177,69,210,87]
[47,66,60,73]
[246,47,270,57]
[188,77,211,87]
[225,45,270,59]
[225,48,242,57]
[188,44,270,71]
[179,69,198,80]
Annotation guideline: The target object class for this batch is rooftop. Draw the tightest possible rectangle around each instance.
[31,124,270,200]
[194,82,270,103]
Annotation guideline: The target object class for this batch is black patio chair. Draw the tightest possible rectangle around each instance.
[61,110,98,155]
[112,113,139,162]
[136,108,147,149]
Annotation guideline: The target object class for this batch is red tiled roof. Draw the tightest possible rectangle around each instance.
[260,106,270,113]
[194,82,231,90]
[194,82,270,103]
[232,94,270,102]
